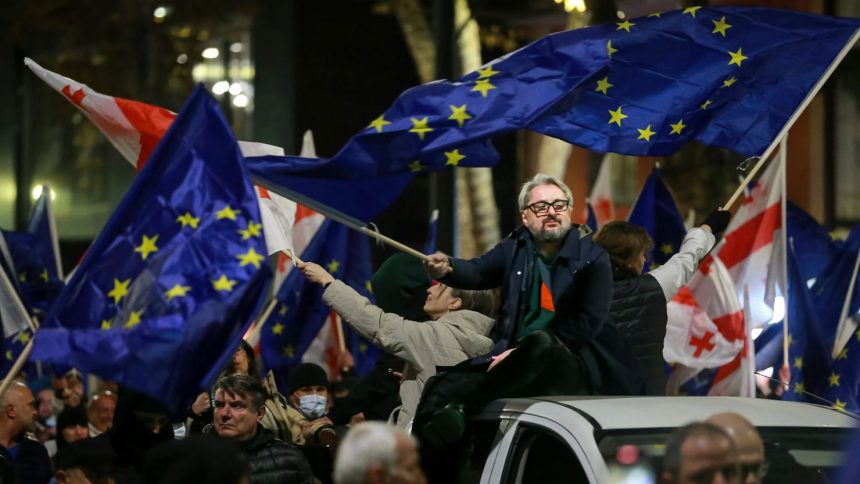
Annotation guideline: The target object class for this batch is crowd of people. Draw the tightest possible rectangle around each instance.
[1,173,814,484]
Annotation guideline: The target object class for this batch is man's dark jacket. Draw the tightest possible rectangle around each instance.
[240,425,314,484]
[442,225,643,395]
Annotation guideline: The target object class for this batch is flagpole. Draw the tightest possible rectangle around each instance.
[779,137,789,367]
[0,340,34,398]
[831,247,860,359]
[247,249,303,343]
[722,27,860,211]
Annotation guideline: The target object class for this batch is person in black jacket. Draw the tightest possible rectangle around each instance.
[213,374,313,484]
[0,381,52,484]
[593,210,729,395]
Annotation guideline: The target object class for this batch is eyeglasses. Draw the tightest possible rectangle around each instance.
[525,199,570,216]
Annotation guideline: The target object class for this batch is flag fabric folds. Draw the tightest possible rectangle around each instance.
[30,86,272,416]
[627,166,687,271]
[0,266,34,378]
[787,201,840,284]
[707,285,756,397]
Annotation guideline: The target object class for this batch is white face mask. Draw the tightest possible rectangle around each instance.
[298,394,327,419]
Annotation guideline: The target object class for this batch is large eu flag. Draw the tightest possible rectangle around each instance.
[260,220,378,389]
[31,86,272,415]
[247,7,859,223]
[627,167,687,271]
[0,264,34,378]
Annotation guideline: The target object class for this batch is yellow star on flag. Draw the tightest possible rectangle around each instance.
[5,351,12,361]
[327,260,340,273]
[176,212,200,229]
[829,372,841,387]
[359,343,368,354]
[608,106,628,127]
[107,278,131,304]
[670,119,687,135]
[793,382,804,394]
[833,399,847,411]
[17,272,25,282]
[237,248,265,268]
[683,6,701,17]
[366,280,373,294]
[124,309,145,330]
[856,326,860,341]
[712,16,732,37]
[606,40,618,58]
[616,20,635,32]
[165,284,192,301]
[595,77,613,95]
[838,347,849,360]
[283,345,295,357]
[637,125,656,142]
[279,305,289,316]
[448,104,472,127]
[728,48,748,67]
[661,243,673,255]
[272,323,284,335]
[238,222,263,240]
[212,275,238,292]
[477,65,499,79]
[700,99,713,110]
[793,356,803,369]
[40,268,49,282]
[648,13,661,18]
[134,234,160,261]
[786,333,794,346]
[408,161,423,172]
[409,117,434,140]
[722,76,737,88]
[17,332,30,344]
[472,79,496,98]
[445,149,466,166]
[649,262,660,271]
[101,320,112,330]
[368,115,391,133]
[216,205,240,221]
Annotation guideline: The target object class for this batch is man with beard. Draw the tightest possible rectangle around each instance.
[0,381,52,483]
[420,173,641,446]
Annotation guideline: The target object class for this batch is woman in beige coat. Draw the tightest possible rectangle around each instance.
[299,261,496,429]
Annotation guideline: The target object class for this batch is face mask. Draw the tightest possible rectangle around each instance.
[298,394,327,419]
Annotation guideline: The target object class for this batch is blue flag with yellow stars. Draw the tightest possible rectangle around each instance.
[627,167,687,271]
[0,185,64,317]
[0,263,35,378]
[30,85,272,416]
[260,219,379,390]
[246,7,859,223]
[787,201,842,284]
[821,326,860,413]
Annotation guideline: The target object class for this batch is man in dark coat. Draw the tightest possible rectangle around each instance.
[213,373,314,484]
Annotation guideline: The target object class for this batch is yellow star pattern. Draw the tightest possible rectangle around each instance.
[176,212,200,229]
[237,248,265,269]
[366,280,373,294]
[165,284,192,301]
[216,205,240,221]
[683,6,701,17]
[40,268,49,282]
[279,305,289,316]
[616,20,635,32]
[238,222,263,240]
[670,119,687,135]
[606,40,618,58]
[17,272,25,282]
[648,13,661,18]
[649,262,660,271]
[477,65,499,79]
[712,16,732,37]
[786,333,794,346]
[124,309,145,330]
[472,79,496,98]
[368,115,391,133]
[107,278,131,304]
[445,149,466,166]
[793,356,803,369]
[722,76,737,88]
[607,106,628,127]
[17,332,30,344]
[637,125,656,142]
[327,260,341,273]
[661,243,674,255]
[408,161,424,172]
[212,275,238,292]
[359,343,368,354]
[833,399,847,412]
[448,104,472,127]
[794,382,804,394]
[101,320,112,330]
[728,48,748,67]
[283,345,295,358]
[5,351,12,361]
[134,234,160,261]
[856,326,860,341]
[408,117,434,140]
[829,372,841,387]
[272,323,284,335]
[838,347,849,360]
[595,77,613,95]
[700,99,713,110]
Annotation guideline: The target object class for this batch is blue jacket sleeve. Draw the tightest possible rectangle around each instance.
[441,240,508,289]
[554,249,613,347]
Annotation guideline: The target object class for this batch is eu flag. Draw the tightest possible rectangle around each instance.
[627,167,687,271]
[787,201,841,284]
[260,220,379,389]
[807,225,860,352]
[0,265,34,378]
[30,86,272,416]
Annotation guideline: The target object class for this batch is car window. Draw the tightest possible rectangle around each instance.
[505,423,589,484]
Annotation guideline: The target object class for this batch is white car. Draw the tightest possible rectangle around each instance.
[443,396,857,484]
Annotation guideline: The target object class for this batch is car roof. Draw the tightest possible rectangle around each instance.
[491,396,858,431]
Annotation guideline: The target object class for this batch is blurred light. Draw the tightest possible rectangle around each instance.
[232,94,249,108]
[153,6,167,21]
[230,42,243,53]
[617,10,626,19]
[176,53,188,64]
[202,47,219,59]
[807,278,816,288]
[553,0,586,13]
[768,296,786,324]
[32,185,56,201]
[751,327,764,339]
[212,81,229,95]
[228,82,242,96]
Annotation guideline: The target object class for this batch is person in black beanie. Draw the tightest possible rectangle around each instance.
[53,436,116,484]
[55,406,89,450]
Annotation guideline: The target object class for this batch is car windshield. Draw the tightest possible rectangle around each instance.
[598,427,849,482]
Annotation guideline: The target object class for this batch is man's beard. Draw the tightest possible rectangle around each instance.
[531,218,572,243]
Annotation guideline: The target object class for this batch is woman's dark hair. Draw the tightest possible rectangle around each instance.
[449,287,499,318]
[593,221,654,279]
[223,340,259,379]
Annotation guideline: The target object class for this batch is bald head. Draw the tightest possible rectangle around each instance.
[0,381,38,435]
[707,413,765,484]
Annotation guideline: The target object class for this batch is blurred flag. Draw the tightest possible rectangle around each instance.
[821,323,860,413]
[585,200,599,232]
[787,201,841,284]
[423,209,439,255]
[260,220,379,389]
[24,58,296,256]
[0,184,65,316]
[589,158,614,227]
[715,156,785,327]
[30,86,272,416]
[708,285,756,396]
[0,264,35,378]
[627,166,687,271]
[815,225,860,359]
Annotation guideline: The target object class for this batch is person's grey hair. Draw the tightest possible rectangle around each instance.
[334,422,415,484]
[663,422,734,475]
[214,374,267,410]
[518,173,574,211]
